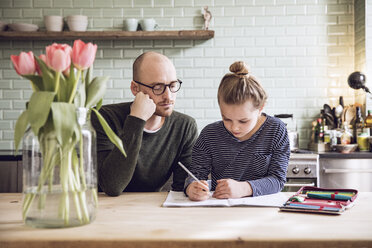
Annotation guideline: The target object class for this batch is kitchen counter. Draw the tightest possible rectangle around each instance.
[0,192,371,248]
[291,150,372,158]
[318,151,372,159]
[2,150,372,161]
[0,150,21,161]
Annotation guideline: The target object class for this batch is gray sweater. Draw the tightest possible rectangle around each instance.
[91,102,198,196]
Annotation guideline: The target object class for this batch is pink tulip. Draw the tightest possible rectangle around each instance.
[72,40,97,70]
[35,54,47,75]
[45,43,72,72]
[10,51,36,75]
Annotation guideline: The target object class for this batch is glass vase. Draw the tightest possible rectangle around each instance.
[22,108,98,228]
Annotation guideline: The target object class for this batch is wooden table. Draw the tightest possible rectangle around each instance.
[1,192,372,248]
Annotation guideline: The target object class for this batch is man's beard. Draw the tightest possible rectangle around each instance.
[154,102,174,117]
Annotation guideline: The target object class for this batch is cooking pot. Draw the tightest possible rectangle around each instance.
[274,114,299,151]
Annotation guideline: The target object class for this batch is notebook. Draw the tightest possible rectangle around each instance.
[162,191,289,207]
[279,186,358,215]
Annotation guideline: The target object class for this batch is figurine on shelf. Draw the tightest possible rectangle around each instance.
[202,6,212,30]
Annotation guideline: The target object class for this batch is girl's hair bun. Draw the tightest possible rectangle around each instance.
[229,61,249,76]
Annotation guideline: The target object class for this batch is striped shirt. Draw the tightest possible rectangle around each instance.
[186,114,290,196]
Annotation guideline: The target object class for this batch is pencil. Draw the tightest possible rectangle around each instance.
[177,162,209,192]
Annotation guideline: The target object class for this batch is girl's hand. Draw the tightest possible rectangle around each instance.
[213,179,252,199]
[186,181,210,201]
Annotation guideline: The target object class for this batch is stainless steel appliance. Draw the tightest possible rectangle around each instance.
[274,114,299,151]
[283,153,319,192]
[320,157,372,191]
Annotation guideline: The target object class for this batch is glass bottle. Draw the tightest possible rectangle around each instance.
[353,107,364,143]
[340,122,352,145]
[320,109,326,127]
[317,118,324,143]
[365,110,372,136]
[314,119,320,143]
[323,126,330,144]
[22,108,97,228]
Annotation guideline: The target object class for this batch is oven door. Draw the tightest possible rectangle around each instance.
[282,178,316,192]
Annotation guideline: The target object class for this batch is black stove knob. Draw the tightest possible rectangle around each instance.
[304,167,311,174]
[292,167,300,174]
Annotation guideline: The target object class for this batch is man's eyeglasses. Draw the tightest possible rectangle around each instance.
[133,79,182,95]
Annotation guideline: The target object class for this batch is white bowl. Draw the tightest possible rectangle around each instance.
[8,23,39,32]
[67,21,88,31]
[67,15,88,21]
[44,16,63,31]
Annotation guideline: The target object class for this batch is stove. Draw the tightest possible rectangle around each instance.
[283,153,319,191]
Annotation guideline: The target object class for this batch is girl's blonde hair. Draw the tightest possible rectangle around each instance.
[218,61,267,109]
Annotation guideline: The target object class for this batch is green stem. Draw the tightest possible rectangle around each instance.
[54,71,61,100]
[72,191,82,223]
[68,69,81,104]
[79,191,90,223]
[22,193,35,220]
[22,134,59,218]
[93,189,98,206]
[58,147,71,226]
[79,131,87,190]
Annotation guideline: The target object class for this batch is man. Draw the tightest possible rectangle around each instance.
[91,51,198,196]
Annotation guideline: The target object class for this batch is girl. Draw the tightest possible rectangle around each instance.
[185,61,290,201]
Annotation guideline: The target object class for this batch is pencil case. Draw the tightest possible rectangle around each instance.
[279,186,358,215]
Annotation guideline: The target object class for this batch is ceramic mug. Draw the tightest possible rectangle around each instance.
[123,18,138,31]
[139,18,158,31]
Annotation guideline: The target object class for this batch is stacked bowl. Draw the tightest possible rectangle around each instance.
[67,15,88,32]
[44,16,64,32]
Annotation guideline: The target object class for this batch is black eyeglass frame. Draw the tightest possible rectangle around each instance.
[133,79,182,95]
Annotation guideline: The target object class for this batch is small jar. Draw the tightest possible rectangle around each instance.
[357,133,370,151]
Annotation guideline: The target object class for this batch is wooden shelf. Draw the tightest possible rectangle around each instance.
[0,30,214,40]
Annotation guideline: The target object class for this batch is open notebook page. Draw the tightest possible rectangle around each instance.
[163,191,288,207]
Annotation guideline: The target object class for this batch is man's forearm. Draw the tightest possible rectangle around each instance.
[98,116,145,196]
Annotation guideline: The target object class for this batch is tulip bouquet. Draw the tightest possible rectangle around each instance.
[11,40,126,227]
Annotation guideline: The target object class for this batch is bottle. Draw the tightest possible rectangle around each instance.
[316,118,324,143]
[320,109,327,127]
[313,120,319,143]
[341,122,352,145]
[339,96,344,108]
[357,132,370,151]
[365,110,372,136]
[353,107,364,143]
[324,126,330,144]
[330,130,338,146]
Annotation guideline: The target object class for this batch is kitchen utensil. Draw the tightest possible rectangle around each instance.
[323,104,332,115]
[274,114,299,151]
[324,112,334,128]
[342,106,349,124]
[345,106,356,125]
[335,105,343,118]
[348,71,371,94]
[8,23,39,32]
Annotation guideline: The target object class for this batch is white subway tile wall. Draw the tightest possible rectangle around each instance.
[0,0,370,150]
[367,1,372,112]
